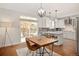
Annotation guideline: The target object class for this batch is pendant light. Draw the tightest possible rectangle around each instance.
[37,1,46,17]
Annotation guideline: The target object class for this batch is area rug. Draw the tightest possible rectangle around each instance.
[16,47,61,56]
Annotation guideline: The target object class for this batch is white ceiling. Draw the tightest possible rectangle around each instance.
[0,3,79,18]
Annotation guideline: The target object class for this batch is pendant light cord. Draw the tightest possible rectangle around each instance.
[40,0,42,9]
[55,10,58,19]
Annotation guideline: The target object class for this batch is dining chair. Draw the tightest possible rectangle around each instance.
[26,38,41,56]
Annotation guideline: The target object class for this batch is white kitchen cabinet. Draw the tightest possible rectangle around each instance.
[46,18,51,28]
[38,17,55,28]
[45,31,64,45]
[38,17,65,28]
[63,31,76,40]
[50,20,55,29]
[55,19,65,28]
[55,34,64,45]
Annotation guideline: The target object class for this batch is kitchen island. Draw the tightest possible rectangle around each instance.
[43,31,64,45]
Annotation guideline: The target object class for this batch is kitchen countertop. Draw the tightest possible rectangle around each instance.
[43,31,63,35]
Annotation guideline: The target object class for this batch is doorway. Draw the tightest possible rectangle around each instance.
[20,20,38,42]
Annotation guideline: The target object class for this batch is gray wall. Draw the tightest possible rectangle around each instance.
[0,8,21,47]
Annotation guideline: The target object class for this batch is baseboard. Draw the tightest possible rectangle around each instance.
[0,42,21,48]
[63,38,76,41]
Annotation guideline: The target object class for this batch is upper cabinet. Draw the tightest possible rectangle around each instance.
[46,18,55,29]
[38,17,65,28]
[38,17,55,28]
[55,19,65,28]
[64,17,77,29]
[46,18,51,28]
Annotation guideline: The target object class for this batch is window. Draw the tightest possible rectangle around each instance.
[20,20,38,42]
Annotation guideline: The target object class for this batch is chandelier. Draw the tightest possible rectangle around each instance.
[37,2,58,19]
[37,8,46,17]
[37,2,46,17]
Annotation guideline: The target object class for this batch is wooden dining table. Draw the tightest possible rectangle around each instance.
[27,36,58,56]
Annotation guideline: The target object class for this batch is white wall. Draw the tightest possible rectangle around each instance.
[0,8,22,47]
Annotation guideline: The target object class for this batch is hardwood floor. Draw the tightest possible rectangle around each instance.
[0,43,26,56]
[47,39,76,56]
[0,39,76,56]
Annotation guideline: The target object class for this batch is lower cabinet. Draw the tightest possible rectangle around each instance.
[63,31,76,40]
[54,34,64,45]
